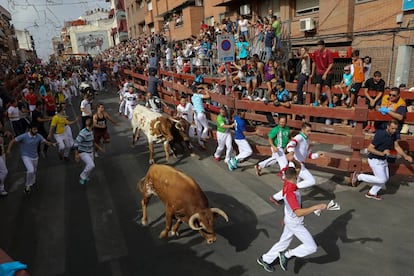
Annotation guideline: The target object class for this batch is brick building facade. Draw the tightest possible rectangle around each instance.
[124,0,414,86]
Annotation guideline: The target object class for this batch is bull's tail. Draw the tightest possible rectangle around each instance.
[137,177,146,193]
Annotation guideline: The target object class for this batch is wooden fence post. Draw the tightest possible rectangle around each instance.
[349,97,369,173]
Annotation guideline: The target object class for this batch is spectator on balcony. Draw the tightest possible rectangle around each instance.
[311,40,334,108]
[363,70,385,133]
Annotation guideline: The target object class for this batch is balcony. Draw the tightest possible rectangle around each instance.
[145,10,154,25]
[168,0,188,11]
[168,6,203,41]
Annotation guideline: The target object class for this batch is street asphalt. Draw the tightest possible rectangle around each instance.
[0,87,413,276]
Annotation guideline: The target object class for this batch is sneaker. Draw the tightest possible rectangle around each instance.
[254,96,262,101]
[255,164,262,176]
[328,103,334,108]
[227,161,234,171]
[269,196,280,206]
[256,256,275,273]
[0,189,8,196]
[261,97,268,102]
[351,171,360,187]
[230,157,238,168]
[214,156,220,162]
[24,186,31,195]
[313,101,319,107]
[94,152,99,158]
[365,193,383,200]
[279,251,288,271]
[246,95,253,100]
[79,178,87,185]
[341,94,347,101]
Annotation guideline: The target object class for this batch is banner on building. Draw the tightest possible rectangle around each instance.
[402,0,414,11]
[76,31,109,56]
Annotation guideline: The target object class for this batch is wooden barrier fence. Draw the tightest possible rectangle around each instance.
[124,69,414,178]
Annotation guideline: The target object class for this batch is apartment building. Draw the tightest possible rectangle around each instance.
[124,0,414,85]
[0,5,19,65]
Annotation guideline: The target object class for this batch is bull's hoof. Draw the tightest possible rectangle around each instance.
[168,231,180,237]
[159,230,168,239]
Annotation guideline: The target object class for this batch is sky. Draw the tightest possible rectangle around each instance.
[0,0,110,61]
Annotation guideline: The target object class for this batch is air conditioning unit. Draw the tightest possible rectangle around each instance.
[299,18,315,32]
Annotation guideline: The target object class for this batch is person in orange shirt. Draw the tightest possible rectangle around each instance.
[43,89,56,117]
[348,49,364,107]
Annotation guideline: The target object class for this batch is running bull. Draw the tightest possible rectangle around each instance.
[138,164,229,244]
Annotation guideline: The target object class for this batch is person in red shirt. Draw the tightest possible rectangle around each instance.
[311,40,334,108]
[25,87,38,112]
[43,89,56,117]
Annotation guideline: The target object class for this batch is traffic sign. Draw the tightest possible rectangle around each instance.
[217,34,235,63]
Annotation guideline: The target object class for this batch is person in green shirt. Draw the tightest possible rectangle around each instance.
[213,107,235,171]
[255,115,290,177]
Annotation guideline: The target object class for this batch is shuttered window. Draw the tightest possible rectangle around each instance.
[296,0,319,15]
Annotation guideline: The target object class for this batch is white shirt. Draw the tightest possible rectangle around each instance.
[7,105,20,121]
[80,99,92,116]
[125,92,138,105]
[176,102,194,123]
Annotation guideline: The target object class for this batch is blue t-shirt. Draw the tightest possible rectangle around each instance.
[234,115,246,140]
[343,73,352,87]
[236,41,249,59]
[191,93,205,113]
[15,132,45,158]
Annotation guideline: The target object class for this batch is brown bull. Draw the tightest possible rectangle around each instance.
[138,164,229,244]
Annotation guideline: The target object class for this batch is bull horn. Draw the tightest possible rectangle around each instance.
[211,208,229,222]
[175,122,183,130]
[188,213,203,230]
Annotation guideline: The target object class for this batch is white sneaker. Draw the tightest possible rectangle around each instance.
[94,152,99,158]
[254,97,261,101]
[246,95,253,100]
[261,97,268,102]
[341,94,347,101]
[0,189,8,196]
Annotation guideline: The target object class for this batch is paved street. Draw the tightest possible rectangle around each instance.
[0,89,413,276]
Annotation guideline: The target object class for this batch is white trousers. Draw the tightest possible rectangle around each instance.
[214,132,233,163]
[54,133,71,157]
[235,138,252,161]
[273,163,316,201]
[0,155,8,189]
[262,221,317,264]
[119,99,126,114]
[194,112,209,144]
[65,125,74,147]
[21,156,38,187]
[125,103,136,120]
[79,152,95,180]
[359,158,389,195]
[258,147,288,170]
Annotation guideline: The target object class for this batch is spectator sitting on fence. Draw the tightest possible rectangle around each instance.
[263,58,277,102]
[272,79,291,108]
[335,65,353,103]
[376,87,407,134]
[244,57,259,100]
[363,70,385,133]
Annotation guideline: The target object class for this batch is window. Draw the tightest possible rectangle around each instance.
[240,4,251,15]
[195,0,203,6]
[296,0,319,15]
[219,13,225,24]
[205,16,214,26]
[258,0,280,18]
[356,0,376,3]
[147,1,152,11]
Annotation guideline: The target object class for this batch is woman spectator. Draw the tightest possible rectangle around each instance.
[236,35,249,66]
[263,58,276,101]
